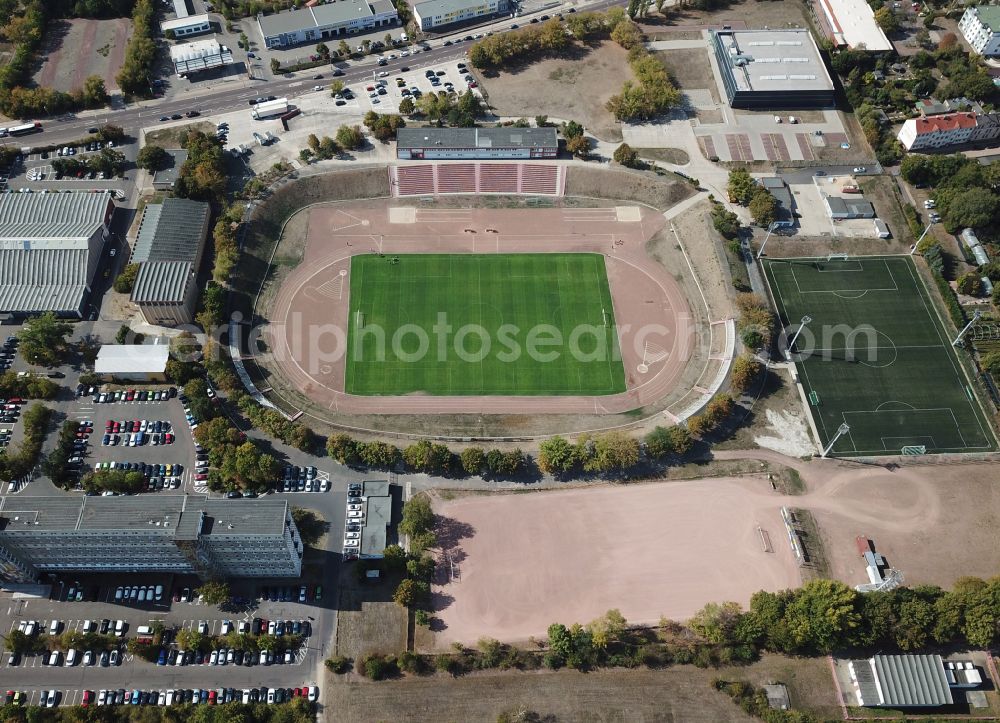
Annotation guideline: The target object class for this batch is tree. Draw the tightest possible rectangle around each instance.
[749,187,778,227]
[690,601,744,643]
[316,42,329,58]
[403,440,452,474]
[329,80,345,96]
[19,312,72,367]
[566,134,591,158]
[338,40,351,58]
[711,204,741,240]
[356,440,400,469]
[335,124,365,151]
[460,446,485,475]
[291,508,327,547]
[956,272,983,297]
[327,433,359,465]
[944,187,1000,231]
[538,436,579,475]
[393,578,430,608]
[399,97,415,115]
[783,579,861,653]
[644,425,691,459]
[727,169,756,205]
[299,148,314,163]
[584,431,640,473]
[82,75,108,107]
[729,355,763,395]
[198,581,231,606]
[400,495,434,538]
[586,609,628,649]
[938,31,957,50]
[874,6,899,33]
[613,143,640,168]
[270,57,281,74]
[562,120,584,139]
[135,145,168,174]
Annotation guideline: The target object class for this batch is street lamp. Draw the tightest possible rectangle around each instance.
[757,220,793,260]
[909,220,936,255]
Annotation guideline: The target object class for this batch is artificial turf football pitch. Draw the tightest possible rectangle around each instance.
[762,255,996,456]
[345,253,627,396]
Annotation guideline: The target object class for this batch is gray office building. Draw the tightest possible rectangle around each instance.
[0,495,302,583]
[710,29,835,109]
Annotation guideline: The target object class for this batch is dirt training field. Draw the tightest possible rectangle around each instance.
[430,479,802,646]
[479,40,633,142]
[35,18,130,93]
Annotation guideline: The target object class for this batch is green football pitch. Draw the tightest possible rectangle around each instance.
[345,253,627,396]
[762,256,996,456]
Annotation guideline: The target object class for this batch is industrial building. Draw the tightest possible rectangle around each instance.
[959,6,1000,57]
[161,13,212,38]
[396,127,559,160]
[169,38,235,76]
[413,0,510,31]
[150,149,188,191]
[0,191,114,319]
[358,480,394,559]
[826,196,875,219]
[815,0,893,51]
[129,198,211,326]
[710,30,835,109]
[0,495,302,583]
[257,1,398,49]
[847,654,982,708]
[94,343,170,381]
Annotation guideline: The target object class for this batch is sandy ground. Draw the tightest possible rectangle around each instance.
[35,18,130,93]
[479,40,632,142]
[431,451,1000,646]
[431,478,801,646]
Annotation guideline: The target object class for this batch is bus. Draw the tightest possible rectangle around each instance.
[1,122,42,137]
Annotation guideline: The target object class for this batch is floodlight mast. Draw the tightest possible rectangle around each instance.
[821,423,850,458]
[757,220,794,260]
[952,310,982,346]
[784,315,812,361]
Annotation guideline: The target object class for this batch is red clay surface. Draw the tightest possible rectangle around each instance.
[431,451,1000,646]
[430,480,802,646]
[263,202,698,415]
[35,18,130,93]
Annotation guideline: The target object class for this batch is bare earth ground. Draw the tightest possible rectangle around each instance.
[430,479,802,646]
[639,0,811,34]
[479,40,632,142]
[143,121,215,148]
[334,569,408,661]
[35,18,130,93]
[654,47,719,104]
[430,453,1000,647]
[324,654,841,722]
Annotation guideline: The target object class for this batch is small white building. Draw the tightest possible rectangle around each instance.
[162,13,212,38]
[814,0,892,50]
[94,344,170,382]
[959,6,1000,57]
[169,38,235,76]
[413,0,510,31]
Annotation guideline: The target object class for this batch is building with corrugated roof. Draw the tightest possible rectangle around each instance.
[396,127,559,160]
[0,495,302,582]
[0,191,114,319]
[169,38,234,76]
[848,655,954,707]
[129,197,211,327]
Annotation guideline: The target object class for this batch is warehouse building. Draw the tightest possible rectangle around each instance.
[710,30,835,109]
[845,654,986,708]
[162,13,212,38]
[0,191,114,319]
[396,127,559,160]
[959,6,1000,57]
[0,495,302,583]
[129,198,211,326]
[257,1,398,49]
[94,343,170,381]
[826,196,875,219]
[170,38,235,76]
[413,0,510,31]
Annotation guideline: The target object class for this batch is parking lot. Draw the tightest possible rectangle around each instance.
[73,386,200,493]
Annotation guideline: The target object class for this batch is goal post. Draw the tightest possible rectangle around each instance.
[355,310,365,328]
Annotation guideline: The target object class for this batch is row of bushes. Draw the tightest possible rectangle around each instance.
[0,404,50,483]
[172,628,303,656]
[235,393,317,453]
[923,243,967,328]
[341,575,1000,684]
[0,370,58,399]
[115,0,157,97]
[42,421,81,489]
[606,28,681,122]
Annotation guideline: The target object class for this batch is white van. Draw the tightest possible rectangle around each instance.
[65,649,78,666]
[48,650,61,666]
[136,625,154,637]
[48,619,61,635]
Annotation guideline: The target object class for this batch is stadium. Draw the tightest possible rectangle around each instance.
[244,164,733,438]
